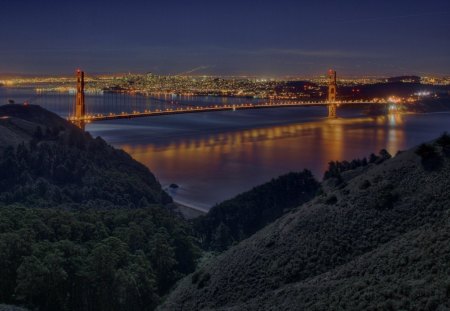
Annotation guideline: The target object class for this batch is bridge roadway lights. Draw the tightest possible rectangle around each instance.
[67,98,388,125]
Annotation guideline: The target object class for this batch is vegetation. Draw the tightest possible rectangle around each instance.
[0,127,171,208]
[323,149,391,180]
[0,206,199,311]
[2,106,450,310]
[193,171,320,251]
[0,106,199,310]
[436,132,450,156]
[415,143,441,170]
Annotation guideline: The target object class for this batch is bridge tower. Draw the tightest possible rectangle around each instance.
[327,69,337,118]
[75,69,85,129]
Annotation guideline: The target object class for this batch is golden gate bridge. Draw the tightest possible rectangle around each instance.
[26,70,390,130]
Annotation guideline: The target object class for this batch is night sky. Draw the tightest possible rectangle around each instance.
[1,0,449,76]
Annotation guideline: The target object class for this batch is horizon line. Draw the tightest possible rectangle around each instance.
[1,71,448,79]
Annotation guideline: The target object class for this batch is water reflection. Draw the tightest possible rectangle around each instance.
[116,114,412,210]
[3,88,448,210]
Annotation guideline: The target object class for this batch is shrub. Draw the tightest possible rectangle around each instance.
[415,144,441,170]
[378,149,392,162]
[375,191,399,210]
[191,271,200,284]
[436,132,450,156]
[325,195,338,205]
[360,180,371,190]
[197,273,211,289]
[416,143,438,160]
[436,132,450,147]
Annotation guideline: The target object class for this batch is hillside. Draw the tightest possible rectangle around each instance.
[0,104,171,208]
[0,104,200,311]
[0,104,74,148]
[194,171,320,251]
[160,135,450,310]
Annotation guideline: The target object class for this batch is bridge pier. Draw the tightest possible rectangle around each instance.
[328,104,337,118]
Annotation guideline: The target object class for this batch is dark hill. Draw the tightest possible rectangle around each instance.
[194,171,320,251]
[160,136,450,310]
[0,104,76,148]
[0,104,171,208]
[0,104,200,311]
[0,104,74,129]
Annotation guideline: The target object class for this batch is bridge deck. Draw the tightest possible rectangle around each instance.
[68,101,386,123]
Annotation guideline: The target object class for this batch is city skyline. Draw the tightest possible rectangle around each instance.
[1,0,449,76]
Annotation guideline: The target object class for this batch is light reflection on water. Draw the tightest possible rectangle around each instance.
[3,88,449,210]
[88,111,449,211]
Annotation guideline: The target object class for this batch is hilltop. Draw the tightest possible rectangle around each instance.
[0,104,75,148]
[161,135,450,310]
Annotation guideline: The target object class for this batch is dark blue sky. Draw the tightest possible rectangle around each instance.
[1,0,449,76]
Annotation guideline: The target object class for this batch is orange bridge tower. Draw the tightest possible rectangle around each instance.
[327,69,337,117]
[75,69,85,129]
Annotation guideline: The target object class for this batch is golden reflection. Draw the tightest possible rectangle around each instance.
[121,115,407,184]
[115,114,419,208]
[80,108,450,210]
[386,113,404,152]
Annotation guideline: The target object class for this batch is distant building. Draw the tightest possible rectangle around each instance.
[386,76,421,83]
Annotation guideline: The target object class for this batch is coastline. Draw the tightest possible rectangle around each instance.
[173,200,207,219]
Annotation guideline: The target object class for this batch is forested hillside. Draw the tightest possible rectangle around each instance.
[0,105,171,208]
[0,207,199,311]
[0,105,199,311]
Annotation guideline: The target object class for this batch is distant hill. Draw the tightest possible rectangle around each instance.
[161,135,450,310]
[386,75,421,83]
[338,82,450,100]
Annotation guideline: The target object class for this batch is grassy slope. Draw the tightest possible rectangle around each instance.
[160,140,450,310]
[0,104,74,147]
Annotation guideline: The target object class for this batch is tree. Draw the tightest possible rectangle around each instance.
[113,252,159,311]
[33,126,43,141]
[87,237,129,310]
[149,229,178,294]
[15,256,48,308]
[416,143,441,170]
[212,222,233,252]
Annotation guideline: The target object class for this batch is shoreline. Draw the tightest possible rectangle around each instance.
[173,200,207,219]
